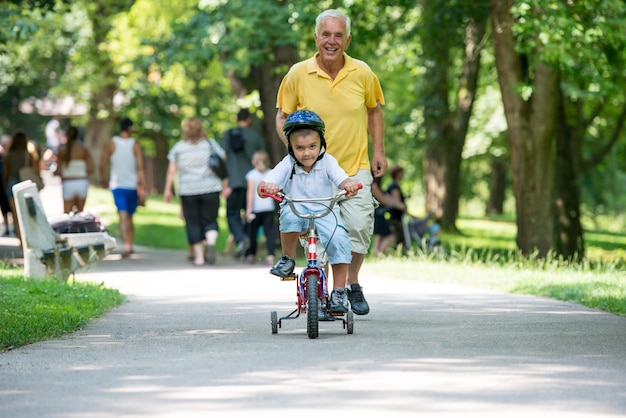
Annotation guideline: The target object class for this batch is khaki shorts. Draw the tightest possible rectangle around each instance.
[339,169,375,254]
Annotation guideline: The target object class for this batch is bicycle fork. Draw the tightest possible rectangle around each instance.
[297,225,328,314]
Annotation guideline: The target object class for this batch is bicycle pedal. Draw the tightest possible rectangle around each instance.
[330,311,345,317]
[280,273,297,281]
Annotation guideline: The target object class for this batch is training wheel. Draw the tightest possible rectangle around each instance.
[346,310,354,334]
[271,311,278,334]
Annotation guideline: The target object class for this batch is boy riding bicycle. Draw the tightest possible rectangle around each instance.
[258,110,360,314]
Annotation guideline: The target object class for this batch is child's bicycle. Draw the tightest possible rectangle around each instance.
[261,185,361,339]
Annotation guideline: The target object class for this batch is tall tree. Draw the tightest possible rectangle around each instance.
[552,2,626,259]
[490,0,560,255]
[78,1,137,179]
[490,0,626,257]
[420,1,489,229]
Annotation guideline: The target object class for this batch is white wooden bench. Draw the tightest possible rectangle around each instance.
[12,180,116,280]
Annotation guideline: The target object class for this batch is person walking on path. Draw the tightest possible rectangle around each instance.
[275,8,386,315]
[0,134,13,236]
[244,150,276,266]
[2,129,41,247]
[164,117,229,266]
[100,117,146,258]
[222,108,265,259]
[54,126,95,214]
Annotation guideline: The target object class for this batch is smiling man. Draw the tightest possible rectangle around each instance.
[275,9,386,316]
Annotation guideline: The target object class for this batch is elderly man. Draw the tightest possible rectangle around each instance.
[275,9,387,315]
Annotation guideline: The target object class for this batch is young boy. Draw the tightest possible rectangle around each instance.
[245,150,276,266]
[258,110,360,314]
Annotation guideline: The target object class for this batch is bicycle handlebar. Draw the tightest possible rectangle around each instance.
[260,183,363,221]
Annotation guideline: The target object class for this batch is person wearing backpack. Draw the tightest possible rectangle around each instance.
[221,108,265,258]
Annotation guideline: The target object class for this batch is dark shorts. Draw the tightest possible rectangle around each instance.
[112,188,139,215]
[181,192,220,244]
[374,207,392,236]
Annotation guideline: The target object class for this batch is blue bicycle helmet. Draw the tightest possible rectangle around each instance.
[283,109,327,166]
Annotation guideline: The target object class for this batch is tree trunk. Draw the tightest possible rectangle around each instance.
[421,0,452,221]
[252,62,285,167]
[490,0,559,256]
[252,44,298,166]
[487,156,507,215]
[423,15,485,230]
[555,90,585,260]
[443,18,486,229]
[424,142,446,218]
[83,1,132,184]
[84,83,117,184]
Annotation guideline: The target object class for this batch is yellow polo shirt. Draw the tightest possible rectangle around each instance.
[277,53,385,176]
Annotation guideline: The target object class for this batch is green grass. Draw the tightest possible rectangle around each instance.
[2,186,624,351]
[366,256,625,316]
[0,187,228,352]
[367,214,626,316]
[0,268,125,351]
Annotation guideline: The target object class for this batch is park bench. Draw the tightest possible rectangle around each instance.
[12,180,116,280]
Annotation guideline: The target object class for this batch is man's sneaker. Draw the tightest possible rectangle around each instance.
[234,238,250,258]
[347,284,370,315]
[269,255,295,278]
[330,289,349,314]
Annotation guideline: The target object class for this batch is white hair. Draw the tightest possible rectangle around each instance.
[315,9,351,37]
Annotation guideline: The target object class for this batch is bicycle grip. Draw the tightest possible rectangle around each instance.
[345,182,363,198]
[259,186,283,202]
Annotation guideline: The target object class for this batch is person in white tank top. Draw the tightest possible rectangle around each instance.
[99,117,146,258]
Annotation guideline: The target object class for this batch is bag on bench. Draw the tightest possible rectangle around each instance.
[50,211,105,234]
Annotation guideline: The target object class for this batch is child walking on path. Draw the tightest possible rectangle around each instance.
[258,110,360,314]
[244,150,276,265]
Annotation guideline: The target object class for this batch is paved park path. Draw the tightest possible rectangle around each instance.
[1,174,625,417]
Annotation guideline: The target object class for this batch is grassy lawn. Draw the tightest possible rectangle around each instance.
[0,268,125,351]
[366,214,625,316]
[367,256,625,315]
[1,186,624,352]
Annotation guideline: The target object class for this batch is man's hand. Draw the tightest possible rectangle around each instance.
[371,152,387,178]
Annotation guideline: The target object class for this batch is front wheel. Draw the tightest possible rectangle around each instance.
[306,273,320,339]
[346,310,354,334]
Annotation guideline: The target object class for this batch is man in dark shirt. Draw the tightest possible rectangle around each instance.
[221,109,265,258]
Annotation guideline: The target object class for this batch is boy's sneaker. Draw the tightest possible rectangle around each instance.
[330,289,349,314]
[269,255,295,278]
[347,284,370,315]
